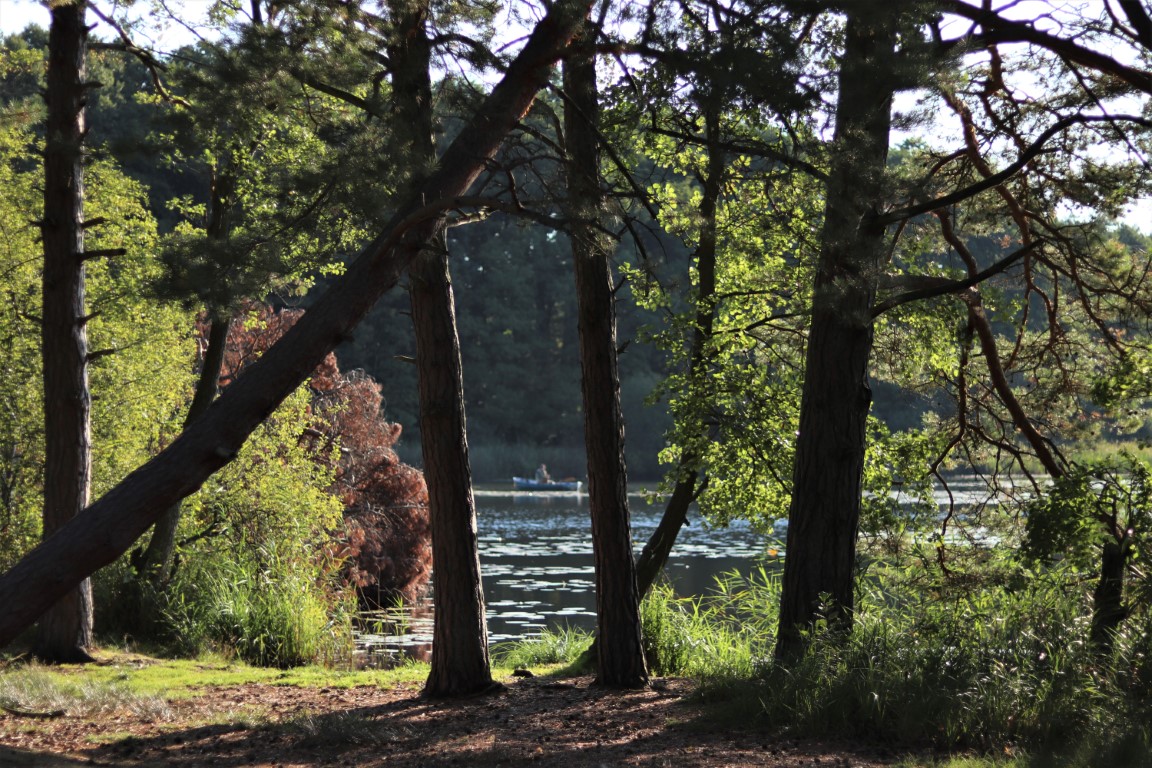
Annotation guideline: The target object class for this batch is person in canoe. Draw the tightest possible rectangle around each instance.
[535,463,552,483]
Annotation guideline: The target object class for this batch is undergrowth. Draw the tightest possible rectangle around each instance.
[619,562,1152,763]
[641,567,778,678]
[119,551,356,669]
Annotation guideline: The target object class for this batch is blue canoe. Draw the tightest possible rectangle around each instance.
[512,477,583,492]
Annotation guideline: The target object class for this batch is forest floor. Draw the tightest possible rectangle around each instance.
[0,662,947,768]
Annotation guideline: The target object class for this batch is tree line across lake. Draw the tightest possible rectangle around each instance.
[3,0,1152,755]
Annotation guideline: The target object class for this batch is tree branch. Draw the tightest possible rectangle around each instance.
[872,240,1040,318]
[878,114,1152,225]
[88,3,190,107]
[941,1,1152,94]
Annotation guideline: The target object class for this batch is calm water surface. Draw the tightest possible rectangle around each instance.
[354,476,1004,663]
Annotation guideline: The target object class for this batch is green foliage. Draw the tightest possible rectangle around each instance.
[1021,453,1152,572]
[1092,347,1152,436]
[860,419,947,545]
[628,131,820,528]
[3,32,369,662]
[666,561,1152,760]
[0,119,45,569]
[159,551,351,668]
[84,161,197,498]
[0,117,193,571]
[148,42,355,312]
[622,556,1152,760]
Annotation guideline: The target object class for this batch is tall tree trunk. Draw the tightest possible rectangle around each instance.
[564,20,648,688]
[1091,537,1130,653]
[0,0,592,651]
[389,0,493,700]
[775,9,895,661]
[35,0,94,664]
[410,244,494,696]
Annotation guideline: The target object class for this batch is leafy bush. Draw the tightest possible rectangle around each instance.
[94,381,355,668]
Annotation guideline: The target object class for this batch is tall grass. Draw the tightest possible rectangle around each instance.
[641,567,778,678]
[491,625,593,668]
[160,551,354,668]
[626,563,1152,762]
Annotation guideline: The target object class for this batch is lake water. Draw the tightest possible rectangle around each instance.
[354,486,772,664]
[353,476,1006,664]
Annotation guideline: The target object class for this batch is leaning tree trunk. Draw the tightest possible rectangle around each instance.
[775,9,896,661]
[390,0,493,698]
[633,92,725,598]
[564,19,648,688]
[35,0,94,664]
[0,0,592,651]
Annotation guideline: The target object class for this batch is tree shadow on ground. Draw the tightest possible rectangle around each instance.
[0,745,97,767]
[71,677,893,767]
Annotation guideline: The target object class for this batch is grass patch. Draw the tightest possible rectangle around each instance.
[0,662,171,719]
[273,709,412,748]
[1,650,429,703]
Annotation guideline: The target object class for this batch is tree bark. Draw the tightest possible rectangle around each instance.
[411,244,494,696]
[35,0,94,664]
[386,0,494,698]
[775,9,895,660]
[0,0,592,651]
[564,20,648,688]
[1091,536,1130,653]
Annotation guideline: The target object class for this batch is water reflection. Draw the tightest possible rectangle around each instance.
[479,488,768,642]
